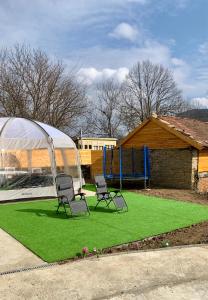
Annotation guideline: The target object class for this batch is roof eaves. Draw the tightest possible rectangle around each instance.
[118,118,150,147]
[155,117,204,150]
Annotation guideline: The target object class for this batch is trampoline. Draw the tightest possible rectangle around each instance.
[103,145,150,189]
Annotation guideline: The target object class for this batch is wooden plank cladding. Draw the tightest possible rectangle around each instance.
[90,150,103,177]
[78,150,103,173]
[79,150,92,165]
[78,149,103,177]
[198,150,208,172]
[122,120,189,149]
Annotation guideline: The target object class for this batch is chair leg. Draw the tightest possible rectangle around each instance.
[57,201,68,215]
[87,202,90,215]
[94,200,100,210]
[84,199,90,215]
[56,202,61,214]
[106,199,112,207]
[63,203,67,215]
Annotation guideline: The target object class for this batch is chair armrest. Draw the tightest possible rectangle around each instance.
[75,192,86,196]
[96,191,110,196]
[111,190,120,194]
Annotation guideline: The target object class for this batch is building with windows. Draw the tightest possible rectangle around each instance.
[118,115,208,193]
[75,137,117,150]
[74,137,117,180]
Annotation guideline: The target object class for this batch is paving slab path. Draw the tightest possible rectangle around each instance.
[0,190,93,273]
[82,189,95,197]
[0,229,44,273]
[1,245,208,299]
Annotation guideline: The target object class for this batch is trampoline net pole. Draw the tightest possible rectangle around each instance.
[119,146,122,191]
[143,146,147,189]
[147,146,151,188]
[103,145,106,178]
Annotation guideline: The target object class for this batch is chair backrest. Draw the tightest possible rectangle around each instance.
[56,174,75,202]
[94,175,108,194]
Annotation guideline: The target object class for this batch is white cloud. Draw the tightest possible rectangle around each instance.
[109,23,139,42]
[0,0,147,49]
[171,57,193,92]
[73,40,208,101]
[191,97,208,108]
[0,0,206,101]
[71,41,172,70]
[77,67,129,85]
[171,58,186,66]
[199,42,208,55]
[75,42,194,96]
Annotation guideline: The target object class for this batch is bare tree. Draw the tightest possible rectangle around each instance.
[0,44,87,131]
[120,60,185,131]
[89,79,122,138]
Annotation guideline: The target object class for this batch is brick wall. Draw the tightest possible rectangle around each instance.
[150,148,197,189]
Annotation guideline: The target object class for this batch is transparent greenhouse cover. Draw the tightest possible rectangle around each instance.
[0,117,83,201]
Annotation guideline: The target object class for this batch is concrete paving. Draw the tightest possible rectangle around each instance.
[1,245,208,299]
[0,229,43,273]
[0,189,93,274]
[82,189,95,197]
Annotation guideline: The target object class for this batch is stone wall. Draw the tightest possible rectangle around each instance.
[197,172,208,193]
[150,148,197,189]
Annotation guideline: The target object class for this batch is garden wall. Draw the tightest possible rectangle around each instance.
[150,148,198,189]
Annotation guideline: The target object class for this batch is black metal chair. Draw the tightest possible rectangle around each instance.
[56,174,90,216]
[94,175,128,212]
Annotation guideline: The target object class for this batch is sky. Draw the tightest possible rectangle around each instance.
[0,0,208,105]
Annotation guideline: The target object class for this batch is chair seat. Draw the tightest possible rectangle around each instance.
[56,174,90,217]
[113,195,127,210]
[70,200,89,214]
[94,174,128,212]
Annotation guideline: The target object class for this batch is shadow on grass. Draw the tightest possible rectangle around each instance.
[16,208,93,220]
[15,208,92,220]
[16,205,117,219]
[88,205,117,213]
[15,208,69,219]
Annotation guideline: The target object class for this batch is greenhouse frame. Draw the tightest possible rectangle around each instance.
[0,117,82,201]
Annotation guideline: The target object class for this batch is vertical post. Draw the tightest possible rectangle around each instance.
[131,147,135,176]
[143,146,147,189]
[110,147,113,177]
[103,145,106,178]
[80,128,83,149]
[119,146,123,191]
[147,147,151,188]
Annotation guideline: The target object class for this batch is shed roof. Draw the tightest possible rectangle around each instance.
[120,115,208,150]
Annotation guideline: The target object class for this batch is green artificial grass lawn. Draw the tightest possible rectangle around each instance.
[1,192,208,263]
[83,183,118,192]
[82,183,96,192]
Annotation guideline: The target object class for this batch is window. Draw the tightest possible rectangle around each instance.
[106,145,114,149]
[84,145,88,149]
[93,146,98,150]
[89,145,92,149]
[99,146,103,150]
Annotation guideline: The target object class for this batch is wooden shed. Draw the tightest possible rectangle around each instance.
[119,115,208,193]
